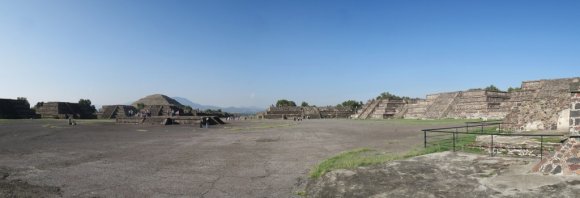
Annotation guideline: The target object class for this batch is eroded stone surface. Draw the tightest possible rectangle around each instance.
[306,152,580,198]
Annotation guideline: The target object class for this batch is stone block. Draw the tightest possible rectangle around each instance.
[571,111,580,118]
[567,158,580,164]
[552,165,562,174]
[569,164,580,171]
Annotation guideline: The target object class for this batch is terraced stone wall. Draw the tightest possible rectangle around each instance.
[504,78,579,131]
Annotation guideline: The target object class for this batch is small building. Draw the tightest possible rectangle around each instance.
[0,98,35,119]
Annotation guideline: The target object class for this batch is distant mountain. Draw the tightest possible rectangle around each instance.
[172,97,264,114]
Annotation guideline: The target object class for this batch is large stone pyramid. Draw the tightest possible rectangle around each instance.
[132,94,183,106]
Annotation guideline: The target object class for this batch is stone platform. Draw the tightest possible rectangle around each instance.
[115,116,225,126]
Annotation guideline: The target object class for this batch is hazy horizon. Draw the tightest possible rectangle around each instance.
[1,0,579,108]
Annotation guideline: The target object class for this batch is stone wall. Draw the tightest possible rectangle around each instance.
[370,99,406,119]
[0,99,35,119]
[423,92,460,119]
[447,90,511,119]
[35,102,82,119]
[403,99,431,119]
[319,106,353,118]
[351,77,580,127]
[504,78,580,131]
[571,82,580,134]
[262,106,354,119]
[100,105,138,119]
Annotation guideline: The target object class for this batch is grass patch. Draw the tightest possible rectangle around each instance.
[309,148,402,179]
[358,118,486,126]
[294,190,307,197]
[75,119,116,125]
[309,128,501,179]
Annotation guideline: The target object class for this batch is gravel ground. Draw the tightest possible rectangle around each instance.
[0,119,451,197]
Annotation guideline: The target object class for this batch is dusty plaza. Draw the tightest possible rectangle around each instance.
[2,118,580,197]
[0,119,443,197]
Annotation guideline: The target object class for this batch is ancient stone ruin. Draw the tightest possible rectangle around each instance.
[259,106,354,119]
[35,102,82,119]
[131,94,187,117]
[106,94,226,126]
[0,98,35,119]
[503,78,579,131]
[353,77,580,132]
[353,99,407,119]
[99,105,138,119]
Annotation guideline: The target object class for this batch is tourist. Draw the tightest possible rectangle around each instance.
[199,118,204,128]
[205,118,209,128]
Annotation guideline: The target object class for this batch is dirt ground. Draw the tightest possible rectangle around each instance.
[0,119,449,197]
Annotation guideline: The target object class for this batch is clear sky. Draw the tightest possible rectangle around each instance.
[1,0,579,108]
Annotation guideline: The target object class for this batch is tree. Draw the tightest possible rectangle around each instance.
[78,99,97,118]
[17,97,30,107]
[484,85,501,92]
[376,92,403,100]
[184,105,193,112]
[34,102,44,109]
[276,99,297,107]
[339,100,363,110]
[301,101,310,107]
[507,87,522,92]
[136,103,145,110]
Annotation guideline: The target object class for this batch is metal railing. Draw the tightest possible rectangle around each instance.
[422,121,564,160]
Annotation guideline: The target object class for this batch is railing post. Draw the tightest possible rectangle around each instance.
[540,136,544,160]
[453,128,457,152]
[424,130,427,148]
[490,133,494,157]
[499,123,502,133]
[481,124,484,134]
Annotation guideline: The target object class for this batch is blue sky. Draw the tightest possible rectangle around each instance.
[1,0,579,108]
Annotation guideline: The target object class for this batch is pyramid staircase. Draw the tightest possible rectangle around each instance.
[358,100,380,119]
[423,92,459,119]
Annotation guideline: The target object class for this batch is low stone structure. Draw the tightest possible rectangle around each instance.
[353,99,409,119]
[261,106,303,119]
[35,102,82,119]
[319,106,354,118]
[260,106,354,119]
[447,90,511,119]
[115,116,224,126]
[99,105,138,119]
[0,98,35,119]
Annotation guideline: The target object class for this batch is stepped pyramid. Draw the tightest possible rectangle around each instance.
[132,94,183,106]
